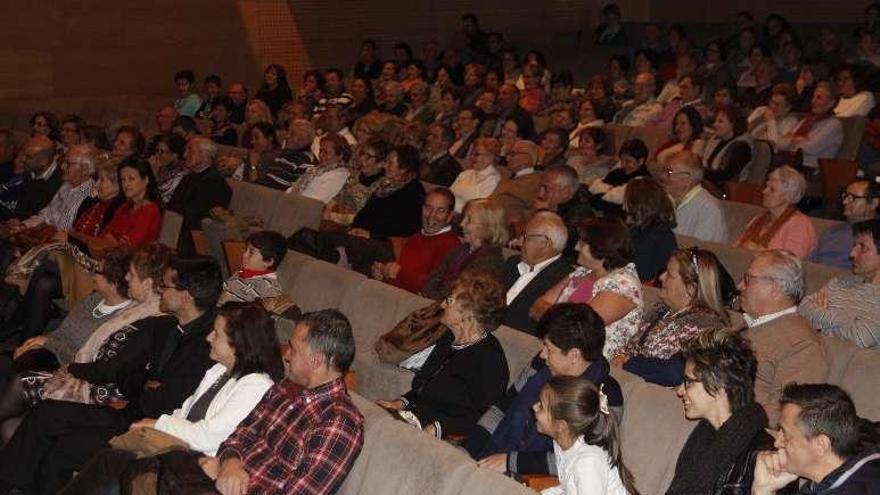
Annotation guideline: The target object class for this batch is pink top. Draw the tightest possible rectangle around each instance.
[739,210,818,259]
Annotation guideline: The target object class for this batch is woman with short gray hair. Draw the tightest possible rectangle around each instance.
[734,165,817,258]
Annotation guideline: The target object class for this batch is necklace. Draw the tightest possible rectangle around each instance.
[92,299,132,319]
[451,330,489,350]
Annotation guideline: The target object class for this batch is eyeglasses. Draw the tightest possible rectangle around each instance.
[686,247,701,273]
[682,375,701,388]
[841,191,868,202]
[742,272,776,286]
[521,233,550,242]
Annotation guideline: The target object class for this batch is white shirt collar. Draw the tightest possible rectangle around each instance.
[744,306,798,328]
[513,167,535,178]
[422,225,453,237]
[34,159,59,181]
[517,254,561,276]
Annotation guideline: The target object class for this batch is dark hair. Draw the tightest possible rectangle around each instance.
[681,329,757,412]
[320,133,352,162]
[350,75,375,100]
[212,96,234,113]
[99,246,133,295]
[780,383,861,459]
[608,54,631,74]
[300,308,356,373]
[577,217,633,270]
[538,303,605,361]
[450,271,505,331]
[853,218,880,247]
[218,301,285,380]
[171,116,198,136]
[460,106,486,124]
[362,137,389,161]
[705,39,728,61]
[432,124,456,146]
[115,125,146,157]
[715,105,748,136]
[263,64,292,93]
[84,125,111,151]
[325,67,345,81]
[204,74,222,87]
[174,69,195,84]
[680,73,704,93]
[579,126,608,154]
[542,376,639,495]
[461,12,479,24]
[601,3,622,17]
[154,132,186,157]
[404,60,427,79]
[61,114,86,131]
[251,122,278,148]
[618,138,649,162]
[393,42,413,60]
[674,106,704,142]
[771,83,797,105]
[303,69,326,91]
[392,144,421,172]
[837,64,868,93]
[440,86,463,104]
[551,70,574,88]
[427,187,455,212]
[624,177,676,230]
[543,128,569,152]
[525,50,547,68]
[117,156,161,205]
[245,230,287,270]
[633,48,660,71]
[170,256,223,311]
[131,243,174,287]
[505,114,534,139]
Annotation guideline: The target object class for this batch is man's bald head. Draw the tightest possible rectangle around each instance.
[661,150,703,200]
[19,136,55,174]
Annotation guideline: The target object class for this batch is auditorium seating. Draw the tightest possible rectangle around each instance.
[268,247,880,495]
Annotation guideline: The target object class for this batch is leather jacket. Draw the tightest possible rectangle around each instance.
[712,430,796,495]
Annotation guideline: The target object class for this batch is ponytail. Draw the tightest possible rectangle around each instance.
[545,376,640,495]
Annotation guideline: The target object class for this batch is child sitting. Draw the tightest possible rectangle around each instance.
[533,376,638,495]
[219,230,286,305]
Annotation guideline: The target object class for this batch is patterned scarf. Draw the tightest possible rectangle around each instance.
[371,171,417,198]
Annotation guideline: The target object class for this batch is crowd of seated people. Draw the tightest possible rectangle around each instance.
[0,5,877,494]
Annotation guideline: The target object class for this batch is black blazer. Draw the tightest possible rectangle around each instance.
[501,255,573,336]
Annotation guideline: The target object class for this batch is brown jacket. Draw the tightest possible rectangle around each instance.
[742,312,828,424]
[488,171,541,227]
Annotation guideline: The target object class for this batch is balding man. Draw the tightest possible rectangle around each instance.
[738,250,828,423]
[168,136,232,254]
[660,150,727,243]
[0,136,61,221]
[256,119,316,191]
[613,72,663,126]
[11,145,96,232]
[489,140,542,227]
[492,83,534,138]
[502,211,573,334]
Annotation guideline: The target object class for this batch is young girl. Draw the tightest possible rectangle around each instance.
[533,376,638,495]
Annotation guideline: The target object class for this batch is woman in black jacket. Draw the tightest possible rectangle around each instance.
[666,329,795,495]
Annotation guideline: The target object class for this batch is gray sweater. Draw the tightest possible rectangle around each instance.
[43,293,127,365]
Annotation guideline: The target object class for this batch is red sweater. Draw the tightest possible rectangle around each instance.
[101,201,161,247]
[393,230,461,293]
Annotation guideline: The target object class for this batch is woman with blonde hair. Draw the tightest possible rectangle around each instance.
[612,247,736,386]
[422,198,509,300]
[239,99,273,148]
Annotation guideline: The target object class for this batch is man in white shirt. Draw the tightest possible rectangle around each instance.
[738,250,828,423]
[660,150,728,243]
[501,211,572,335]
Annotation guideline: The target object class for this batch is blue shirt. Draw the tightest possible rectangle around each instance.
[809,223,853,270]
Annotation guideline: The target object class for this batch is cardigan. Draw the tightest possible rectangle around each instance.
[42,293,132,365]
[403,330,508,438]
[155,362,275,456]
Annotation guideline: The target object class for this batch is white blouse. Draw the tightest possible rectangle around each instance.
[154,362,275,456]
[449,165,502,213]
[542,437,629,495]
[834,91,875,117]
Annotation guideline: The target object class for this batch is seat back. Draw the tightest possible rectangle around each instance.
[818,158,858,215]
[604,124,633,155]
[722,182,763,206]
[836,116,866,160]
[744,139,773,184]
[158,210,183,249]
[837,347,880,421]
[287,259,367,311]
[266,192,323,236]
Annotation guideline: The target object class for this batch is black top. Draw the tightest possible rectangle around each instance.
[403,330,508,438]
[704,140,752,185]
[422,153,462,187]
[353,58,383,80]
[121,308,217,422]
[343,98,378,125]
[8,165,63,220]
[631,225,677,282]
[351,178,425,239]
[167,165,232,255]
[255,85,294,117]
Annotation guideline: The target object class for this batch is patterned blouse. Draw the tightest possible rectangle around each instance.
[558,263,643,359]
[620,303,728,360]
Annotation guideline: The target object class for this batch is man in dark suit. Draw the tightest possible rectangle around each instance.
[502,211,572,335]
[421,123,462,187]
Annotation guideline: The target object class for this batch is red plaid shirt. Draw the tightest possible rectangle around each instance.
[218,377,364,494]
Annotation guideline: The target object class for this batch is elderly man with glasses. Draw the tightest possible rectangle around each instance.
[501,211,572,335]
[809,179,880,269]
[738,250,828,424]
[660,150,728,243]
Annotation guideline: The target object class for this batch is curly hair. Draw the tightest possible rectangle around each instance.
[450,271,505,331]
[130,243,174,287]
[98,246,133,295]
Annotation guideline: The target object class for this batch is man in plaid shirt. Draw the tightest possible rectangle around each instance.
[200,309,364,495]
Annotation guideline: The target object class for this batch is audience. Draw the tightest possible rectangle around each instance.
[502,211,572,335]
[613,72,663,126]
[654,106,706,166]
[661,150,728,243]
[800,219,880,349]
[833,64,875,117]
[289,134,352,204]
[776,81,843,171]
[147,133,188,205]
[752,384,880,495]
[173,70,202,118]
[450,136,502,213]
[421,123,462,186]
[589,138,650,214]
[468,303,623,478]
[377,271,509,439]
[614,247,731,386]
[371,188,460,293]
[623,177,678,282]
[810,179,880,269]
[734,165,817,259]
[702,104,753,185]
[0,136,61,222]
[738,250,828,422]
[748,83,799,148]
[489,139,541,226]
[667,330,780,495]
[218,230,287,305]
[254,64,294,117]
